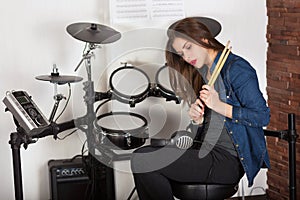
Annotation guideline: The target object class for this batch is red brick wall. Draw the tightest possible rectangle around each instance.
[266,0,300,199]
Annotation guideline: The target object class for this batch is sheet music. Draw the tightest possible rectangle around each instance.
[151,0,185,20]
[110,0,185,24]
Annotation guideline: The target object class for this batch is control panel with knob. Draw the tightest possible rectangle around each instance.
[3,90,50,133]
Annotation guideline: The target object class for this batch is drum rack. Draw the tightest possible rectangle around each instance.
[4,21,185,200]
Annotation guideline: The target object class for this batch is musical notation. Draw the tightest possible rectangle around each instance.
[110,0,185,24]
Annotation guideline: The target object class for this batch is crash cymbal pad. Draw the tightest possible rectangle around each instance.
[66,22,121,44]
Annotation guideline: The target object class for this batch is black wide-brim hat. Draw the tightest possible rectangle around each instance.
[168,16,222,37]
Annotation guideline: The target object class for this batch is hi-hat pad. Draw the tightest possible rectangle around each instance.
[35,74,83,85]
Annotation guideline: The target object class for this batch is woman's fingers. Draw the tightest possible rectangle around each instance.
[189,99,205,123]
[195,99,205,115]
[199,84,220,109]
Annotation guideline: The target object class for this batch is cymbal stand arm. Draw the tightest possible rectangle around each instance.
[49,83,65,122]
[74,49,92,72]
[74,43,97,72]
[49,94,65,122]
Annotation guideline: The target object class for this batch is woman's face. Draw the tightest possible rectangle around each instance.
[172,37,209,69]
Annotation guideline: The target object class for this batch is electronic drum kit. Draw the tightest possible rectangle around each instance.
[34,22,181,152]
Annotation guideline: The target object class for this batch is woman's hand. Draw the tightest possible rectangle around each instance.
[189,98,205,124]
[199,85,233,119]
[199,85,220,109]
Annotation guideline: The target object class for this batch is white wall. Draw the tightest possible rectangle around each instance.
[0,0,268,199]
[0,1,108,200]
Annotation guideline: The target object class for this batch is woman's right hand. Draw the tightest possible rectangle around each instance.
[189,99,205,124]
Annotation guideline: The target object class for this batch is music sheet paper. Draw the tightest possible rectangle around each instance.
[110,0,185,24]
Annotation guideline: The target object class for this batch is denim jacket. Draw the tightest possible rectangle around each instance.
[202,52,270,187]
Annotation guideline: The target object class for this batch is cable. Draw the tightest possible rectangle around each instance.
[95,99,110,114]
[126,187,136,200]
[81,140,87,155]
[54,83,71,122]
[61,154,84,163]
[56,128,78,140]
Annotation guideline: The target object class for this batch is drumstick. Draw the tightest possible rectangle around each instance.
[208,47,231,86]
[208,41,231,86]
[207,41,229,86]
[208,41,230,86]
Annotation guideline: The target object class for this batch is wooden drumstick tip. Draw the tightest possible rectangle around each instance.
[208,41,232,86]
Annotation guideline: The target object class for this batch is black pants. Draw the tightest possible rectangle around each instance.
[131,145,244,200]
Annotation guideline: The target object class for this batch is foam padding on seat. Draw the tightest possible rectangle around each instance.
[170,181,238,200]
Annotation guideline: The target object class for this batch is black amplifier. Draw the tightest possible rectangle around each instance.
[48,156,115,200]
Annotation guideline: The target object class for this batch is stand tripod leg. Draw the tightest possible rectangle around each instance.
[288,113,297,200]
[10,132,24,200]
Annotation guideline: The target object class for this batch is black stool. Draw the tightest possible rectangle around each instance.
[170,180,238,200]
[150,132,239,200]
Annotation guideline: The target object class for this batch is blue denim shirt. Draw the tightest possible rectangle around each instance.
[202,52,270,187]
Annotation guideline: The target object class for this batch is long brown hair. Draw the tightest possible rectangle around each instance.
[165,17,224,105]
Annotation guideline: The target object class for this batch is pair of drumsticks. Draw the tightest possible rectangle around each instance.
[207,41,232,86]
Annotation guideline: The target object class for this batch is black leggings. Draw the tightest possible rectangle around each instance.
[131,145,244,200]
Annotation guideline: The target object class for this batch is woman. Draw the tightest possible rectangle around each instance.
[131,16,270,200]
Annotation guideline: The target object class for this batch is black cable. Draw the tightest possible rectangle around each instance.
[81,140,88,156]
[54,83,71,122]
[127,187,136,200]
[56,128,78,140]
[61,154,83,163]
[95,99,110,114]
[89,156,96,200]
[80,140,92,200]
